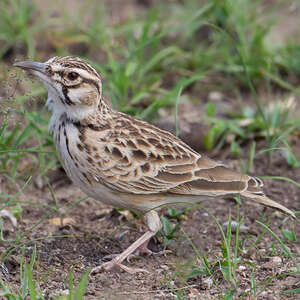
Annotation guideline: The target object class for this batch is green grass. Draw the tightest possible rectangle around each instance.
[164,205,299,299]
[0,244,90,299]
[0,0,42,59]
[0,0,300,298]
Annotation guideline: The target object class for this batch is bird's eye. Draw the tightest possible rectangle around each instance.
[67,72,79,80]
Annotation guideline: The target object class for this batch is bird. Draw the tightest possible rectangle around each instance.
[14,56,295,274]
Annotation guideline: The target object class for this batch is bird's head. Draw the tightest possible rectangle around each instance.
[14,56,102,121]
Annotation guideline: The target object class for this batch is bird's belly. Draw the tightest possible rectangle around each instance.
[53,121,209,212]
[57,146,210,212]
[80,180,167,211]
[54,137,149,210]
[57,141,209,212]
[57,153,128,208]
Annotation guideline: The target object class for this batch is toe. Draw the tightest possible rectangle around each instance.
[152,249,172,256]
[90,261,149,275]
[118,264,149,274]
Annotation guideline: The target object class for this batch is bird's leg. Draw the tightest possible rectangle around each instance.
[102,208,170,262]
[134,208,171,257]
[91,210,162,274]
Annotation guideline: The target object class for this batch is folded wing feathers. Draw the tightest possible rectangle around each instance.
[84,119,294,218]
[155,156,295,218]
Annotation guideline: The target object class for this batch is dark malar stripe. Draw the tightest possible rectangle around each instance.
[65,135,74,160]
[62,86,74,105]
[63,126,74,160]
[58,95,66,105]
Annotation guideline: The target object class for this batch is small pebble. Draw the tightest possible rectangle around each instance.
[208,91,224,102]
[161,264,169,271]
[201,277,213,290]
[222,220,249,233]
[60,290,69,296]
[118,230,129,240]
[0,210,17,227]
[262,256,282,269]
[238,265,246,271]
[34,175,44,189]
[271,256,282,265]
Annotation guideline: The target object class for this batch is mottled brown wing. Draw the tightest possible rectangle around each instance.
[81,113,255,196]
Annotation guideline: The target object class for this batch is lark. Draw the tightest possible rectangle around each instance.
[14,56,295,274]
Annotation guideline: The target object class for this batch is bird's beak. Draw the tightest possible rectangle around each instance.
[13,61,46,74]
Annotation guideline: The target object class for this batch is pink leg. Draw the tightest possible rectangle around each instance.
[91,210,162,274]
[135,207,168,256]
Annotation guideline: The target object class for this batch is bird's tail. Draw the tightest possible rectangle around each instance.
[242,192,296,219]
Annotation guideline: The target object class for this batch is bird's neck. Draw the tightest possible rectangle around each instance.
[97,98,113,119]
[48,94,112,133]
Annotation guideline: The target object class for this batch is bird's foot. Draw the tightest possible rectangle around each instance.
[135,240,172,256]
[102,245,171,263]
[134,246,172,259]
[90,260,149,275]
[91,211,164,275]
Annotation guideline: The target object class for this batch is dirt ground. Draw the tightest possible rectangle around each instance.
[1,145,299,299]
[1,0,300,299]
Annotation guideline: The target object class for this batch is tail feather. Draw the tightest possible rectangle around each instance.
[242,192,296,219]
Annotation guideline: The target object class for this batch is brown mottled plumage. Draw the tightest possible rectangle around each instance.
[14,56,295,274]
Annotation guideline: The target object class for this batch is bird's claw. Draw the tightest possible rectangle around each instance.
[103,248,171,263]
[90,260,149,275]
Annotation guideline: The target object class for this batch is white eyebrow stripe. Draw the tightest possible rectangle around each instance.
[51,65,99,82]
[74,69,99,81]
